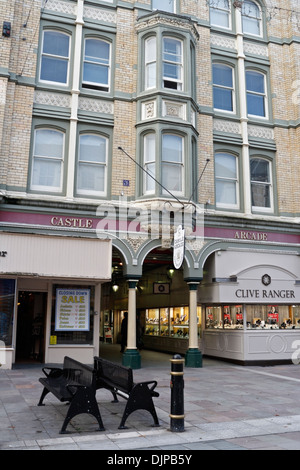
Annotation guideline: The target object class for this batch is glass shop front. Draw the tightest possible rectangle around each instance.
[200,250,300,364]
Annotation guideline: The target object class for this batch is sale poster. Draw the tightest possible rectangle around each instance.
[55,288,90,331]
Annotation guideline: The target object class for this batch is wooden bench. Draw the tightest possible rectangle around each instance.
[94,356,160,430]
[38,356,104,434]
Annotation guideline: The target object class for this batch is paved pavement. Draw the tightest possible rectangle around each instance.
[2,344,300,451]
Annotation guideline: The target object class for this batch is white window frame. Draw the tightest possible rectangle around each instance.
[143,133,156,195]
[161,133,184,196]
[152,0,175,13]
[210,0,231,30]
[162,37,183,91]
[145,36,157,90]
[215,152,239,210]
[82,38,111,92]
[242,0,262,37]
[213,63,235,113]
[250,157,273,212]
[31,128,64,192]
[39,30,70,86]
[77,133,108,197]
[246,70,268,119]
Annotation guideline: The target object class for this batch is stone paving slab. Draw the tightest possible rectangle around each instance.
[2,345,300,451]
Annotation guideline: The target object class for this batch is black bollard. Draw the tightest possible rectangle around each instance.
[170,354,185,432]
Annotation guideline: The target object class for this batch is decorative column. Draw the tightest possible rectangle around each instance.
[235,6,252,215]
[122,279,141,369]
[66,0,84,199]
[185,282,202,367]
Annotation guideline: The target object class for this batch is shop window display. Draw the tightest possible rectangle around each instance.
[205,304,300,329]
[145,306,201,339]
[0,279,15,346]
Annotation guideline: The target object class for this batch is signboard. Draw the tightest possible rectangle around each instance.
[55,289,90,331]
[173,225,185,269]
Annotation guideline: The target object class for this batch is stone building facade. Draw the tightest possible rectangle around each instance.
[0,0,299,368]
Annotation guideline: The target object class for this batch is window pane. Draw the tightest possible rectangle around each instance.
[146,37,156,62]
[162,163,182,192]
[251,183,270,207]
[145,37,156,89]
[163,63,181,81]
[146,63,156,88]
[250,159,270,183]
[246,71,264,93]
[162,135,182,162]
[247,93,265,116]
[215,153,236,179]
[78,164,105,192]
[152,0,174,12]
[144,134,155,162]
[35,129,63,158]
[213,64,233,87]
[83,63,109,85]
[144,134,155,193]
[145,163,155,192]
[213,87,233,111]
[163,38,182,63]
[216,180,237,205]
[211,10,229,28]
[43,31,69,57]
[40,56,68,83]
[0,279,15,347]
[85,39,110,64]
[79,135,106,163]
[32,158,62,188]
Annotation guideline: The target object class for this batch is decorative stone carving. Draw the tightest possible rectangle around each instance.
[34,91,71,108]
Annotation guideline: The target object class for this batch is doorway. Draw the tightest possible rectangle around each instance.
[16,291,47,363]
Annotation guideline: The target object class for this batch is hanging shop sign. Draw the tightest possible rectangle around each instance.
[55,288,90,331]
[173,225,185,269]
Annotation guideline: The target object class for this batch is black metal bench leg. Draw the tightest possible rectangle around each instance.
[38,387,50,406]
[60,387,105,434]
[118,384,160,430]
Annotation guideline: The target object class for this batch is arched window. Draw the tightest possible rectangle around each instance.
[31,128,64,191]
[210,0,231,29]
[215,152,239,208]
[162,134,184,194]
[145,37,157,90]
[246,70,267,117]
[77,134,107,196]
[40,30,70,85]
[82,38,111,91]
[250,157,272,210]
[242,0,262,36]
[213,63,235,112]
[144,133,156,194]
[152,0,175,13]
[162,37,183,91]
